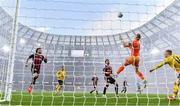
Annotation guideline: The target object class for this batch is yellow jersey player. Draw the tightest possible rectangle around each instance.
[55,66,66,94]
[149,50,180,101]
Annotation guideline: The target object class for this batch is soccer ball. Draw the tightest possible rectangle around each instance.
[118,12,123,18]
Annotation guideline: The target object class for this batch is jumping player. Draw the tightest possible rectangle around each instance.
[103,59,118,97]
[121,78,128,93]
[116,33,147,88]
[25,48,47,94]
[90,74,98,95]
[55,66,66,94]
[137,79,143,94]
[149,50,180,101]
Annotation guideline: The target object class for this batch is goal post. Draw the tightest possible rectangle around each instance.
[1,0,20,102]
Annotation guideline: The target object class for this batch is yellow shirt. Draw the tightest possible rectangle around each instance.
[56,69,66,80]
[151,54,180,73]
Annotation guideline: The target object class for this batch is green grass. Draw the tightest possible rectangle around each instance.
[0,92,180,106]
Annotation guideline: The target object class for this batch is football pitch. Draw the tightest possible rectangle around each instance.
[0,92,179,106]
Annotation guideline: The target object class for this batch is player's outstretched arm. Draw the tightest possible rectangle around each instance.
[25,54,34,67]
[149,61,167,73]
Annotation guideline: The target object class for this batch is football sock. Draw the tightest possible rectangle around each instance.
[137,71,145,80]
[103,87,107,95]
[115,87,118,94]
[116,66,125,74]
[172,82,179,97]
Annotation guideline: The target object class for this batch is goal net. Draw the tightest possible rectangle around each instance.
[0,0,180,105]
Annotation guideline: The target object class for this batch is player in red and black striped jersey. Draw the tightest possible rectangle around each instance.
[121,78,128,93]
[90,74,98,95]
[103,59,118,97]
[25,48,47,94]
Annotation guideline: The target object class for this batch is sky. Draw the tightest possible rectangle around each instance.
[0,0,174,36]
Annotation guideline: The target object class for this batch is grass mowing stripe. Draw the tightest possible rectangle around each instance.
[0,92,179,105]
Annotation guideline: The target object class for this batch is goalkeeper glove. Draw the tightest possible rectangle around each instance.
[149,69,154,73]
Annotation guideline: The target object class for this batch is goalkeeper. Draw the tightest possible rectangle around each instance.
[149,50,180,101]
[55,66,66,94]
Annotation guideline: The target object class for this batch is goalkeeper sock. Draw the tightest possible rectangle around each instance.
[172,82,179,98]
[116,65,125,74]
[136,71,145,80]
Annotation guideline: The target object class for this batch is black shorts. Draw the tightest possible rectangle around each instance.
[58,80,63,85]
[106,77,116,84]
[31,68,40,74]
[31,65,40,74]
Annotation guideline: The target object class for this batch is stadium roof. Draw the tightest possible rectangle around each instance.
[0,0,180,57]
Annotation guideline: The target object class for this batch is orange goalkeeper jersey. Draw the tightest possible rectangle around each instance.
[130,39,140,56]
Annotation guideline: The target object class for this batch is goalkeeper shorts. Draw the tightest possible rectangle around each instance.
[124,56,140,67]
